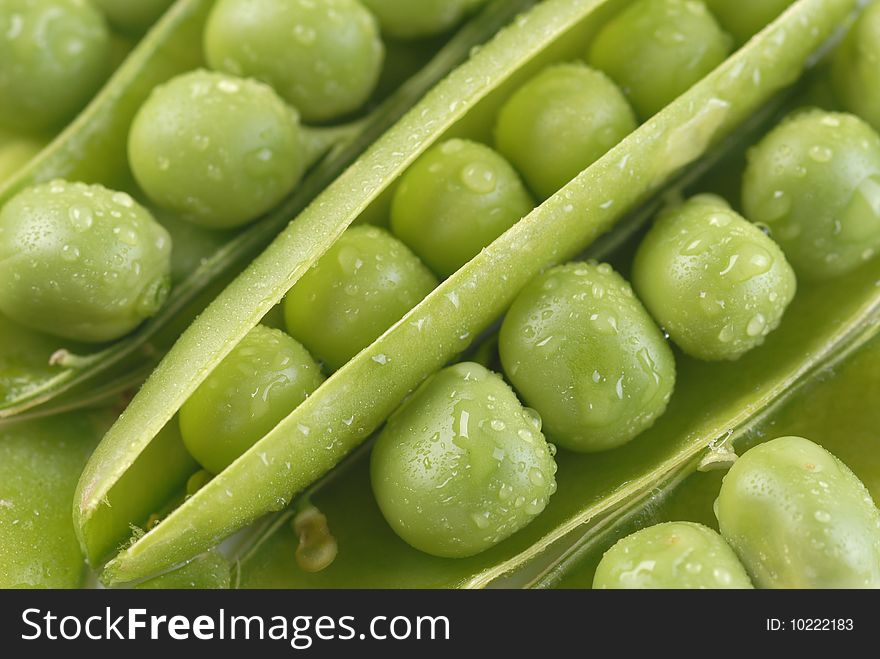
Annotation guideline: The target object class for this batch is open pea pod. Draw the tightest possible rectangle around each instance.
[549,326,880,589]
[0,0,523,418]
[78,0,860,585]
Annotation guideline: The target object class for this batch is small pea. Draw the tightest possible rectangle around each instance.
[0,0,111,131]
[494,63,637,200]
[831,1,880,132]
[361,0,488,40]
[390,139,534,278]
[0,180,172,343]
[633,194,796,361]
[284,225,438,371]
[128,70,305,229]
[205,0,384,123]
[499,261,675,453]
[587,0,732,119]
[370,362,557,558]
[593,522,754,589]
[704,0,795,45]
[716,436,880,588]
[92,0,174,35]
[179,325,325,475]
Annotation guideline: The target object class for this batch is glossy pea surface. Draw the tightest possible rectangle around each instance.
[587,0,732,119]
[717,436,880,588]
[704,0,795,44]
[284,225,438,371]
[390,139,534,277]
[205,0,384,123]
[92,0,173,34]
[743,110,880,280]
[593,521,753,589]
[831,1,880,132]
[499,262,675,453]
[371,362,557,558]
[129,70,305,229]
[0,180,172,343]
[0,0,110,131]
[135,551,231,589]
[633,195,796,361]
[361,0,488,39]
[494,63,637,200]
[179,325,325,474]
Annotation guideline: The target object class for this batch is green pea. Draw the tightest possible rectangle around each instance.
[633,195,796,361]
[284,225,438,371]
[593,522,754,589]
[500,262,675,453]
[135,551,231,589]
[371,361,557,558]
[361,0,488,40]
[831,1,880,133]
[204,0,384,124]
[704,0,795,45]
[390,139,534,278]
[92,0,173,35]
[0,180,172,343]
[128,70,305,230]
[742,110,880,280]
[0,0,110,132]
[716,436,880,588]
[494,63,637,200]
[179,325,325,475]
[587,0,732,119]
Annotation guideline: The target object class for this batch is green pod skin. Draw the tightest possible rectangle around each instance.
[204,0,384,124]
[179,325,325,475]
[499,262,675,453]
[831,1,880,133]
[704,0,796,45]
[361,0,488,40]
[92,0,174,35]
[593,521,754,589]
[0,180,172,343]
[716,436,880,588]
[494,63,637,201]
[129,70,305,230]
[633,195,797,361]
[390,139,534,278]
[284,225,438,371]
[742,110,880,280]
[134,551,231,589]
[0,0,111,132]
[1,411,107,588]
[370,361,557,558]
[587,0,732,119]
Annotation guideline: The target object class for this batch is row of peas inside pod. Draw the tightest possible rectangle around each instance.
[62,0,880,589]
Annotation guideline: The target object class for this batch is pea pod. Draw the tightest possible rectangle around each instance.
[0,0,519,418]
[75,0,860,585]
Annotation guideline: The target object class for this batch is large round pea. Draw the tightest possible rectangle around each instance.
[716,436,880,588]
[587,0,732,119]
[371,361,557,558]
[0,0,110,132]
[390,139,533,278]
[742,110,880,280]
[632,195,797,361]
[361,0,487,40]
[494,63,637,200]
[204,0,384,123]
[128,70,305,230]
[284,226,438,371]
[593,522,753,589]
[179,325,325,475]
[499,261,675,453]
[831,1,880,132]
[92,0,173,34]
[0,180,172,343]
[704,0,795,44]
